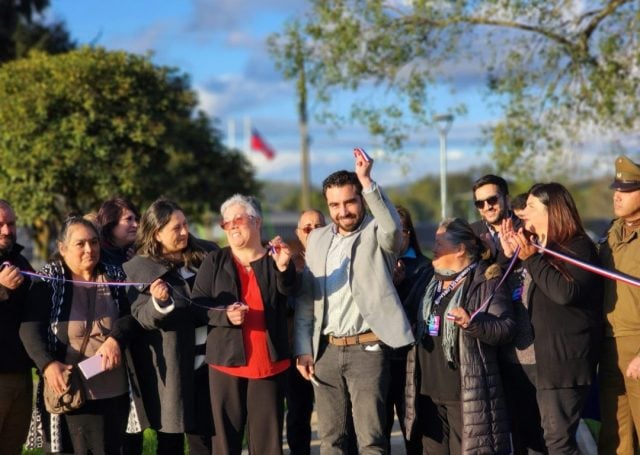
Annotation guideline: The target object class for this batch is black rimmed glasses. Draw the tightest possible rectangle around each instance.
[474,195,500,210]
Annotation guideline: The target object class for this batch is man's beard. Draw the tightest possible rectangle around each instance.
[336,213,363,232]
[485,208,507,225]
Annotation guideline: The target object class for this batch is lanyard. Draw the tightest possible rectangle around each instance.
[432,262,477,311]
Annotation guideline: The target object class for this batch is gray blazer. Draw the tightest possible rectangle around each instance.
[294,183,415,360]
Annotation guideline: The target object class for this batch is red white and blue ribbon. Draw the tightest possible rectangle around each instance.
[532,242,640,288]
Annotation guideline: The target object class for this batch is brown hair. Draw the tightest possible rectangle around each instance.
[96,197,140,246]
[136,198,205,268]
[528,183,586,248]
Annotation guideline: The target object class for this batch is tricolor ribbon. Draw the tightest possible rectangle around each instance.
[532,242,640,288]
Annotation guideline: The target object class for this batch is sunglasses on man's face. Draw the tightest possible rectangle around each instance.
[298,224,323,234]
[474,195,500,210]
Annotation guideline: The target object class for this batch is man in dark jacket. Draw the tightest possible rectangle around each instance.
[0,200,33,454]
[470,174,519,267]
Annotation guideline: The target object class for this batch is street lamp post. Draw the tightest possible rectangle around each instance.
[433,114,454,220]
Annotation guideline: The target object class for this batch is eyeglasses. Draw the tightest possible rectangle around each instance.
[298,224,324,234]
[474,195,500,210]
[220,214,255,231]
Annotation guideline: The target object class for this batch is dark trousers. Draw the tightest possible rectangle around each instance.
[187,365,214,455]
[385,348,422,455]
[285,360,314,454]
[0,371,32,455]
[501,363,545,454]
[537,386,590,455]
[156,432,184,455]
[209,367,285,455]
[155,431,212,455]
[314,342,390,455]
[121,432,143,455]
[65,393,129,455]
[417,395,462,455]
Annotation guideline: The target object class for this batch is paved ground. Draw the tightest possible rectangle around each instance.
[242,413,598,454]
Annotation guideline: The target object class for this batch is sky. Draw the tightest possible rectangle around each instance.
[46,0,505,187]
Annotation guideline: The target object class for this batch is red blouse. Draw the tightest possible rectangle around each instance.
[212,256,290,378]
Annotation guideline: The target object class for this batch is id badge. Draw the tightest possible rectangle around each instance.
[427,314,441,337]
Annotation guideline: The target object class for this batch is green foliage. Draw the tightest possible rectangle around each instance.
[0,47,257,258]
[0,0,75,63]
[270,0,639,177]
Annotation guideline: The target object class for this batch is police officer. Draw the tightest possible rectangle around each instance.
[599,156,640,454]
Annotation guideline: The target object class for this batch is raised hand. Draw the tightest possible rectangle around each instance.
[268,236,292,272]
[353,147,373,189]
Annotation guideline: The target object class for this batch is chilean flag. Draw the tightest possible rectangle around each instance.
[250,128,276,160]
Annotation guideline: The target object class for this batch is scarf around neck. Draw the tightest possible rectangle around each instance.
[417,262,477,366]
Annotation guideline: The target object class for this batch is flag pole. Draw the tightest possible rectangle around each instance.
[243,116,251,155]
[227,118,236,150]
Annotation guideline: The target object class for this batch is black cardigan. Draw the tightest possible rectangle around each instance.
[191,247,297,367]
[19,261,137,371]
[0,244,33,373]
[525,234,603,389]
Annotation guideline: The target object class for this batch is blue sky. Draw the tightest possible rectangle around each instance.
[47,0,501,187]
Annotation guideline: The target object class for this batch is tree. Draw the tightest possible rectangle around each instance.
[0,47,258,258]
[270,0,638,178]
[268,21,313,211]
[0,0,75,63]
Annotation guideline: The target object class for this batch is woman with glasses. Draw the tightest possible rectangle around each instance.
[501,183,603,454]
[123,198,217,454]
[192,194,297,455]
[20,217,141,454]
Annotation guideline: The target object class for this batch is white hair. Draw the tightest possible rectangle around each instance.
[220,194,262,219]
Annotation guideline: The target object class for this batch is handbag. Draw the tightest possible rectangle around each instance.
[43,286,96,415]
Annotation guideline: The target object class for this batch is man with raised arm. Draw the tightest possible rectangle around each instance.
[294,150,414,454]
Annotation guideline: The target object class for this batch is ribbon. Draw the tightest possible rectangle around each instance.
[468,247,520,321]
[9,265,228,310]
[532,242,640,288]
[20,270,148,287]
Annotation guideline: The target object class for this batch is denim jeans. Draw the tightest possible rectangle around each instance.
[314,341,390,455]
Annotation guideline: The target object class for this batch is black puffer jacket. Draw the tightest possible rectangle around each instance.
[405,261,516,454]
